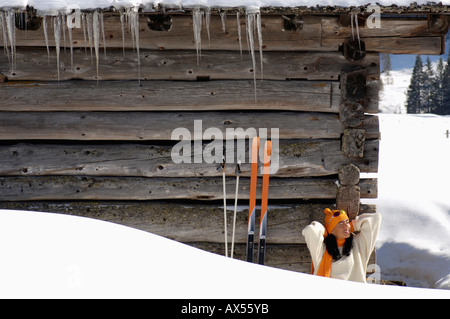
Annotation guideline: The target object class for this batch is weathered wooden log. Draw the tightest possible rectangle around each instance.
[0,201,376,244]
[336,185,361,219]
[326,15,447,38]
[0,200,377,273]
[339,101,365,127]
[342,128,366,158]
[0,80,379,113]
[338,163,361,186]
[0,176,377,201]
[427,14,450,35]
[0,49,381,82]
[0,111,380,141]
[0,140,379,177]
[340,69,367,102]
[192,243,312,273]
[9,13,445,54]
[343,38,366,61]
[327,36,444,55]
[0,80,343,113]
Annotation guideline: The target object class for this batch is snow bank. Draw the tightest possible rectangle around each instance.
[0,209,449,299]
[1,0,450,11]
[363,114,450,290]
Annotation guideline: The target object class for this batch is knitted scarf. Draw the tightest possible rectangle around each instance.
[313,238,346,277]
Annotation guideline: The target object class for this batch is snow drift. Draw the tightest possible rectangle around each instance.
[0,209,449,299]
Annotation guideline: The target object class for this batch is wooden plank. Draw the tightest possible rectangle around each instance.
[12,14,323,51]
[324,36,444,55]
[0,80,343,113]
[10,13,443,54]
[0,111,380,140]
[0,139,379,177]
[0,176,377,201]
[0,48,380,81]
[322,16,447,38]
[193,243,312,273]
[0,79,379,113]
[0,201,376,245]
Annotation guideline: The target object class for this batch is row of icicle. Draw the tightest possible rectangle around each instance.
[0,8,141,84]
[0,7,264,92]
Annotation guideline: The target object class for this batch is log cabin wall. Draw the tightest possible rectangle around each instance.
[0,7,448,273]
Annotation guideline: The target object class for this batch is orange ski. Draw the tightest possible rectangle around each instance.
[246,136,259,262]
[258,140,271,265]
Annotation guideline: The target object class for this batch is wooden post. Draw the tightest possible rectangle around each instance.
[337,164,361,219]
[342,128,365,158]
[340,69,367,102]
[343,38,366,61]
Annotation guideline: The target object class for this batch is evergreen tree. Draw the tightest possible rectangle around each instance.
[442,55,450,115]
[422,57,434,113]
[381,54,392,75]
[406,55,424,114]
[432,58,445,114]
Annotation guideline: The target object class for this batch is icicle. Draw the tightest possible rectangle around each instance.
[53,15,61,83]
[5,11,16,71]
[192,8,203,65]
[120,10,125,57]
[81,13,88,55]
[99,12,107,58]
[68,19,74,71]
[256,12,263,81]
[354,14,361,51]
[204,7,211,47]
[246,11,257,103]
[93,10,100,82]
[0,12,10,60]
[220,11,226,33]
[236,12,242,59]
[351,12,361,51]
[61,14,67,54]
[127,8,141,85]
[43,16,50,63]
[86,13,94,65]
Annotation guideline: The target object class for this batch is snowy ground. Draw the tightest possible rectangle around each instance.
[361,67,450,290]
[364,114,450,290]
[1,209,449,299]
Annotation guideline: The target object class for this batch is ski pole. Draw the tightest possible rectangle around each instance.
[231,161,241,259]
[221,155,228,257]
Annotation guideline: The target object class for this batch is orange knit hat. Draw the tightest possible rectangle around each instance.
[324,208,349,236]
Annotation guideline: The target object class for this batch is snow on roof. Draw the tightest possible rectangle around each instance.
[0,0,449,13]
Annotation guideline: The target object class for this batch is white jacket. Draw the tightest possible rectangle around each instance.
[302,212,382,283]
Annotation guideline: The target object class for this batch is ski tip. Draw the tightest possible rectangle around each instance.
[264,140,271,162]
[252,136,260,148]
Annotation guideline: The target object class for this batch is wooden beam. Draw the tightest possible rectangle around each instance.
[0,111,380,141]
[0,201,376,244]
[0,80,342,113]
[323,16,447,38]
[0,49,381,82]
[0,176,377,201]
[0,79,379,113]
[9,13,444,54]
[0,140,379,177]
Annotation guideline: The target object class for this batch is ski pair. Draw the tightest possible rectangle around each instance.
[246,136,272,265]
